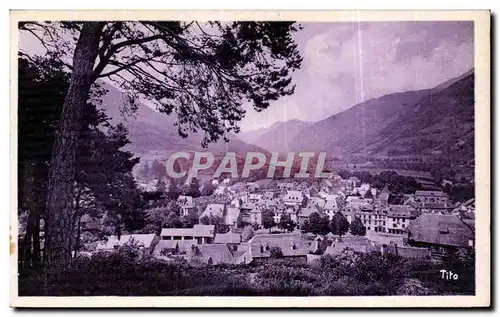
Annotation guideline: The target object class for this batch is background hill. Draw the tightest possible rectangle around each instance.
[236,121,285,144]
[289,69,474,159]
[367,71,474,159]
[250,119,312,152]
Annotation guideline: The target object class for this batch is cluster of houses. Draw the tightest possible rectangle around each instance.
[91,175,475,265]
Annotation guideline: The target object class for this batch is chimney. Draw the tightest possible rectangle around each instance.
[291,242,296,250]
[260,244,264,253]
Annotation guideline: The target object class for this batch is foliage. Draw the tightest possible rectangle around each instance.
[18,55,142,266]
[278,214,295,232]
[21,21,303,147]
[329,212,349,237]
[151,160,167,180]
[200,216,210,225]
[241,225,255,241]
[262,210,276,230]
[349,216,366,236]
[304,212,330,235]
[19,246,475,296]
[180,209,199,228]
[269,246,283,259]
[199,214,229,233]
[200,183,215,196]
[167,182,183,200]
[445,183,475,203]
[185,178,201,198]
[363,189,373,199]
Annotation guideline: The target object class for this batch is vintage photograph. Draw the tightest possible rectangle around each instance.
[11,10,490,307]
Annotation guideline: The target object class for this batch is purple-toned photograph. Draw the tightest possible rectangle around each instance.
[13,12,486,305]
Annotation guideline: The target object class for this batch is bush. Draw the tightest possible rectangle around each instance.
[18,244,475,296]
[269,246,283,258]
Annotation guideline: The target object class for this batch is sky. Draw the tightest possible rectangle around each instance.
[19,21,474,132]
[240,21,474,131]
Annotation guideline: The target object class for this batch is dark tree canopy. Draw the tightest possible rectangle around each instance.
[330,212,349,237]
[278,214,295,233]
[20,21,303,146]
[349,216,366,236]
[306,212,330,236]
[262,210,276,230]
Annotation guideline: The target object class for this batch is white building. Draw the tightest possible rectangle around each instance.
[283,190,304,206]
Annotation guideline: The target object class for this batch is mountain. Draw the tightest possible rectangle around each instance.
[289,69,474,159]
[236,121,285,144]
[97,83,268,161]
[368,72,474,158]
[434,68,474,90]
[289,89,434,155]
[252,119,312,152]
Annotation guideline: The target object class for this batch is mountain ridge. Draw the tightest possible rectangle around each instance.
[288,69,474,158]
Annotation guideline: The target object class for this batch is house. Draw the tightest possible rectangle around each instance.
[405,214,475,249]
[420,202,453,214]
[246,233,312,263]
[189,244,248,265]
[377,190,390,206]
[200,203,225,220]
[96,234,159,255]
[356,204,377,231]
[414,190,449,204]
[452,199,475,219]
[214,232,242,252]
[298,204,322,222]
[309,235,331,255]
[345,196,363,204]
[231,182,246,192]
[153,239,197,257]
[248,207,263,225]
[347,176,361,189]
[324,199,341,220]
[324,236,379,255]
[277,182,295,192]
[263,191,277,201]
[283,190,304,206]
[386,205,418,235]
[325,194,339,201]
[358,183,371,197]
[248,193,263,203]
[224,206,241,226]
[177,195,195,216]
[308,197,326,209]
[160,224,215,244]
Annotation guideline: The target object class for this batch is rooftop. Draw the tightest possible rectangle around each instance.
[96,234,156,250]
[414,190,448,197]
[406,214,474,248]
[161,224,215,237]
[190,244,238,265]
[214,232,242,244]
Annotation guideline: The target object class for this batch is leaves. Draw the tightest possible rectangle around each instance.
[21,21,303,148]
[330,212,349,237]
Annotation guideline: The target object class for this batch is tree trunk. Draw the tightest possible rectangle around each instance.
[72,187,82,256]
[43,22,104,269]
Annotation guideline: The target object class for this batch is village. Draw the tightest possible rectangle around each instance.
[87,171,476,266]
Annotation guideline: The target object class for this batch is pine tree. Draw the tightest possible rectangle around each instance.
[21,21,303,267]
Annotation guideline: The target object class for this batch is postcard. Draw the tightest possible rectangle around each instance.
[10,10,490,308]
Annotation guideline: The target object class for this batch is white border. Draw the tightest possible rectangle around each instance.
[8,9,491,308]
